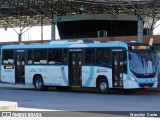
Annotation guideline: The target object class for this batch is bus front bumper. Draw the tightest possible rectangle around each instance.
[123,80,158,89]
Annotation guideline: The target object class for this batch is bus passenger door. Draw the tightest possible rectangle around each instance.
[112,51,126,88]
[15,50,25,84]
[69,50,82,86]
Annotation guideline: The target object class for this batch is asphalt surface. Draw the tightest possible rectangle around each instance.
[0,84,160,111]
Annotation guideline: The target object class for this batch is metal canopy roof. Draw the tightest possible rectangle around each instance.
[0,0,160,29]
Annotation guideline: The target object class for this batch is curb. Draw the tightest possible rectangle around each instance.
[0,83,34,89]
[0,101,17,111]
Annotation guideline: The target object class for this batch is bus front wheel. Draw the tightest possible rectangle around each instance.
[97,78,109,93]
[34,76,45,91]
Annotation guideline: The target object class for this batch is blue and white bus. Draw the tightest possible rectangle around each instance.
[1,40,158,93]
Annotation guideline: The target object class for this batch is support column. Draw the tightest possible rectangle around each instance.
[51,21,56,40]
[137,16,143,42]
[41,15,44,40]
[18,33,22,42]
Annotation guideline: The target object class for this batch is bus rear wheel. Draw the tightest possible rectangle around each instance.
[34,76,46,91]
[97,78,109,93]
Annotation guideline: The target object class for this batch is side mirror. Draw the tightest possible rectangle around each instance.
[129,54,132,60]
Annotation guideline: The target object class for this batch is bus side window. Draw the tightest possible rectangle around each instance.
[63,49,68,64]
[34,49,47,64]
[85,49,95,64]
[2,50,14,65]
[48,49,62,64]
[96,48,110,65]
[27,50,33,64]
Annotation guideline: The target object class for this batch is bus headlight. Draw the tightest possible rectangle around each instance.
[130,75,136,82]
[155,77,158,81]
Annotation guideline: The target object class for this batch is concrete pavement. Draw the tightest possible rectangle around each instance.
[0,83,34,89]
[0,101,17,111]
[0,83,53,111]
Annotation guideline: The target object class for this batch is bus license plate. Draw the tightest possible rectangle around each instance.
[144,86,149,88]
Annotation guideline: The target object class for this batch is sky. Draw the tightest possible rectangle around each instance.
[153,21,160,35]
[0,25,60,42]
[0,21,159,42]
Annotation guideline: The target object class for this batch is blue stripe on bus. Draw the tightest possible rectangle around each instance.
[84,66,94,87]
[61,67,68,85]
[2,44,71,49]
[2,41,128,49]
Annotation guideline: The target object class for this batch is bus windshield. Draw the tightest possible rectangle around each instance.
[129,51,157,75]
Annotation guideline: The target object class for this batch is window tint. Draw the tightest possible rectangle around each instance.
[34,49,47,64]
[85,49,95,64]
[48,49,62,64]
[16,52,25,66]
[2,50,14,64]
[63,49,68,64]
[27,50,33,64]
[96,48,110,65]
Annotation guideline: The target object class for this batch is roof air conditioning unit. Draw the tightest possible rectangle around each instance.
[97,30,107,38]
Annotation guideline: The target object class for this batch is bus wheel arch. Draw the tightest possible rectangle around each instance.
[33,74,46,91]
[96,76,109,93]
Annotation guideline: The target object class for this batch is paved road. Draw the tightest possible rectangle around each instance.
[0,86,160,111]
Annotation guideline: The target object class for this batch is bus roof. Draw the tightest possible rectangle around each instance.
[1,41,133,50]
[49,40,100,44]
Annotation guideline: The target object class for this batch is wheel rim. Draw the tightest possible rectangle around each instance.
[36,79,42,89]
[100,82,107,92]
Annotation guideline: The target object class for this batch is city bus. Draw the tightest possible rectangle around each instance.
[0,40,158,93]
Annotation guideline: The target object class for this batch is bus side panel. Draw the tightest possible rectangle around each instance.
[25,65,33,85]
[1,65,15,84]
[49,65,68,86]
[82,66,113,88]
[25,65,69,86]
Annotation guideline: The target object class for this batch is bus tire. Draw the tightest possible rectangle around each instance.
[97,77,109,93]
[34,76,45,91]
